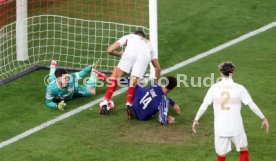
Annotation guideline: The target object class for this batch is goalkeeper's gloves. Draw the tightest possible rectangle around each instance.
[57,100,66,111]
[86,73,97,88]
[50,60,57,67]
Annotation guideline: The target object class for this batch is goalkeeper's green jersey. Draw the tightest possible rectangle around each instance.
[45,66,92,108]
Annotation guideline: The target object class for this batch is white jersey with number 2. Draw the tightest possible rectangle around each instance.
[194,78,265,137]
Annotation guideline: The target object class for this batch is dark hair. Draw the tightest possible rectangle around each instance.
[54,68,68,78]
[164,76,177,90]
[134,30,146,38]
[219,61,235,77]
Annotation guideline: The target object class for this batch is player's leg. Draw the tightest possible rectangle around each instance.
[103,53,135,102]
[103,67,125,101]
[125,54,150,118]
[232,132,249,161]
[86,69,107,95]
[239,148,249,161]
[74,85,93,97]
[126,76,140,105]
[215,135,231,161]
[128,53,151,103]
[100,67,126,114]
[125,76,140,119]
[100,53,135,114]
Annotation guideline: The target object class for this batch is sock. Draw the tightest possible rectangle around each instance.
[239,151,249,161]
[93,69,107,81]
[104,78,118,101]
[217,155,226,161]
[126,86,135,106]
[87,73,97,88]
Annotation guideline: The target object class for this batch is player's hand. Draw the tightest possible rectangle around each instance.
[173,104,181,115]
[192,120,199,134]
[57,100,66,111]
[261,118,269,134]
[168,115,175,124]
[118,51,124,56]
[51,60,57,67]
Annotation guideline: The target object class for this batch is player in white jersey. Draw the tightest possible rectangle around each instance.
[192,61,269,161]
[99,31,161,119]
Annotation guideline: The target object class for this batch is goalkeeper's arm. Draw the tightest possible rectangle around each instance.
[45,88,66,110]
[49,60,57,83]
[46,99,57,109]
[45,88,57,108]
[45,99,66,111]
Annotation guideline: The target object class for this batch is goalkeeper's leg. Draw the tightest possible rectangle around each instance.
[74,85,93,97]
[86,69,107,95]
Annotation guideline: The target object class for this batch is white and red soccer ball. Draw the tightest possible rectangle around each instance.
[99,100,114,111]
[108,100,114,110]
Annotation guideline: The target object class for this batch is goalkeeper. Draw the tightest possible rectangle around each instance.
[45,60,107,110]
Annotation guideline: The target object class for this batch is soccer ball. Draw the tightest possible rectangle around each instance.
[99,100,114,111]
[108,100,114,110]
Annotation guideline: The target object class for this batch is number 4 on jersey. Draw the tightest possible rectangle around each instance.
[140,92,152,109]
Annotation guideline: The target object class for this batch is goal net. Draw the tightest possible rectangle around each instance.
[0,0,155,84]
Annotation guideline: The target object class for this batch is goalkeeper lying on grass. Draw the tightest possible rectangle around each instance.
[45,60,107,110]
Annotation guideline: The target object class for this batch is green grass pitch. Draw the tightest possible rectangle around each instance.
[1,0,276,160]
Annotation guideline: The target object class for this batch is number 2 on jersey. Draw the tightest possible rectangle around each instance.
[221,91,230,110]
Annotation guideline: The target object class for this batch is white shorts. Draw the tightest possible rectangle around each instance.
[215,132,248,155]
[117,52,151,78]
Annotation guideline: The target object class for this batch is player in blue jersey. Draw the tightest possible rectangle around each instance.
[131,76,181,124]
[45,60,107,110]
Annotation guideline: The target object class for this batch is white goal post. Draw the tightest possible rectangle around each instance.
[16,0,28,61]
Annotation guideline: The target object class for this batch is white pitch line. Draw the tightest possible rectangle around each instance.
[1,21,276,149]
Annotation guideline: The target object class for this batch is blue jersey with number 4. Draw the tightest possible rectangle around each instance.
[132,83,175,125]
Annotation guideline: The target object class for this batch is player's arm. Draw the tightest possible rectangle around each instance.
[192,85,215,133]
[45,88,57,109]
[158,106,168,125]
[107,42,123,57]
[158,102,175,125]
[151,59,161,81]
[107,35,129,57]
[149,42,161,81]
[241,86,269,134]
[49,60,57,83]
[168,98,181,115]
[45,89,66,110]
[46,99,57,109]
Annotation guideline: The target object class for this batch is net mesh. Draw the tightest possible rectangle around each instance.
[0,0,149,82]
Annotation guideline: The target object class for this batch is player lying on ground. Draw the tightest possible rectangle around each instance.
[131,76,181,124]
[99,30,161,118]
[192,61,269,161]
[45,60,107,110]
